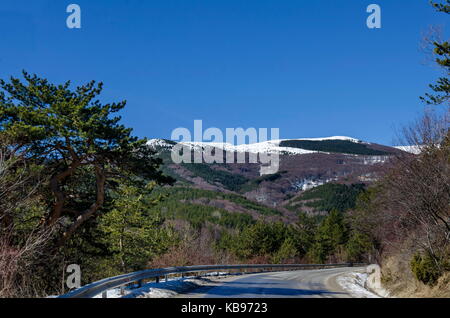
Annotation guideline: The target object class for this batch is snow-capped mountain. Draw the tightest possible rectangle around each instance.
[147,135,408,208]
[148,136,365,155]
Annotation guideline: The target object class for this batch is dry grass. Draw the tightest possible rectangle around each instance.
[381,255,450,298]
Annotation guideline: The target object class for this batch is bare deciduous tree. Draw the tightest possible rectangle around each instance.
[0,228,53,298]
[382,108,450,271]
[0,137,52,297]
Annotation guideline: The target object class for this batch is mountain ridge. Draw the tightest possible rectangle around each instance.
[145,136,413,221]
[148,135,414,155]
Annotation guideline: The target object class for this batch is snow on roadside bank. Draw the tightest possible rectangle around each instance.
[337,272,381,298]
[92,278,200,298]
[123,278,196,298]
[93,272,230,298]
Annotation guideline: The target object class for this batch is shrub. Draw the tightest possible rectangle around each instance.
[410,253,443,286]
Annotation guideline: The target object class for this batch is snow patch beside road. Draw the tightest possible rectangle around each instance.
[336,272,381,298]
[93,272,230,298]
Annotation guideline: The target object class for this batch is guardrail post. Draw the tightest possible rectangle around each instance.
[155,277,160,283]
[165,275,168,282]
[137,279,143,288]
[102,291,107,298]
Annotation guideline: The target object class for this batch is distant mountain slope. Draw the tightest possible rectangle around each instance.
[148,136,409,221]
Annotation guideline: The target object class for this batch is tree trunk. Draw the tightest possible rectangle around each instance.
[56,165,106,247]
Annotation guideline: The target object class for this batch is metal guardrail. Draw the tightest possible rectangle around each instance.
[59,263,366,298]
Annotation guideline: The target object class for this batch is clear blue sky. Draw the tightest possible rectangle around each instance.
[0,1,447,145]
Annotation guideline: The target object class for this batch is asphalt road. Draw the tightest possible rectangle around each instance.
[182,267,365,298]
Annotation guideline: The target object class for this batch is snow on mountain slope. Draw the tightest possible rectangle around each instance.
[148,139,172,148]
[394,145,422,154]
[182,140,316,155]
[294,136,362,143]
[148,136,363,155]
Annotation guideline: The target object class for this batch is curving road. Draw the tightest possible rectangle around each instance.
[181,267,366,298]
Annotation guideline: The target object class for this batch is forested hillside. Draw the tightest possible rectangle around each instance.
[286,183,366,214]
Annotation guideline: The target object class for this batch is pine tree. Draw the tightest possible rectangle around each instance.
[0,72,174,246]
[98,182,175,272]
[422,1,450,105]
[309,210,348,263]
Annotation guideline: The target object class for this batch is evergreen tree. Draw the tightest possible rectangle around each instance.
[0,72,173,246]
[309,210,348,263]
[422,1,450,105]
[98,182,176,272]
[292,213,317,257]
[273,237,298,264]
[345,231,373,262]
